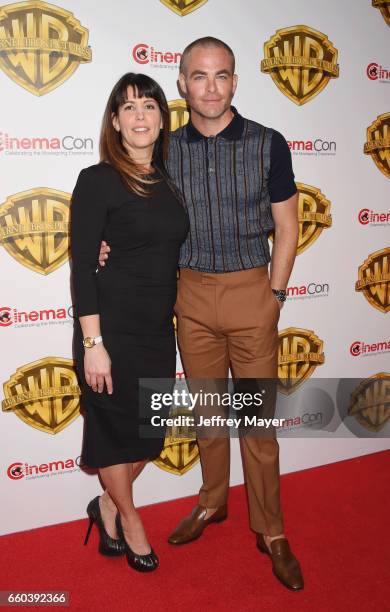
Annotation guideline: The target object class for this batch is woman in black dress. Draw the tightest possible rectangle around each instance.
[71,73,189,572]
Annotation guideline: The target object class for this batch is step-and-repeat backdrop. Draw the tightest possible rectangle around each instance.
[1,0,389,535]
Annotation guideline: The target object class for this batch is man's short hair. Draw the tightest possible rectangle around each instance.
[180,36,235,75]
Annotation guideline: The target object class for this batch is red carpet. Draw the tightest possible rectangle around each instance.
[1,450,389,611]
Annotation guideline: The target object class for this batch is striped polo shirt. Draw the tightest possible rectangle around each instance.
[167,107,296,273]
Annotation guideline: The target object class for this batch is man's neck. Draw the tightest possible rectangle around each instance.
[190,107,234,137]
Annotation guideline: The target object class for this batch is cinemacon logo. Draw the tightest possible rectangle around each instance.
[350,339,390,357]
[366,62,390,81]
[287,282,329,299]
[132,43,182,66]
[278,412,323,429]
[287,139,336,155]
[0,132,93,154]
[7,457,82,480]
[358,208,390,225]
[0,305,74,327]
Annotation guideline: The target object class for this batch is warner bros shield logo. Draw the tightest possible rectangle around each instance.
[153,408,199,475]
[349,373,390,432]
[0,187,71,275]
[169,99,190,131]
[268,183,332,254]
[364,113,390,178]
[0,1,92,96]
[261,25,339,105]
[355,248,390,313]
[278,328,325,395]
[160,0,208,17]
[296,183,332,254]
[372,0,390,27]
[2,357,81,434]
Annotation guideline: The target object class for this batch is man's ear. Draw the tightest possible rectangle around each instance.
[232,74,238,96]
[178,72,187,95]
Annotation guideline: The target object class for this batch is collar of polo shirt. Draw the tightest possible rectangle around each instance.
[186,106,245,142]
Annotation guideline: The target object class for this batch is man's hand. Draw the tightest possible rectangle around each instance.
[271,293,284,311]
[99,240,110,267]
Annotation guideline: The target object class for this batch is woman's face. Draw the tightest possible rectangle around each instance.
[112,85,163,159]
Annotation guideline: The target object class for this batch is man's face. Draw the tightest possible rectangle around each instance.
[179,46,237,120]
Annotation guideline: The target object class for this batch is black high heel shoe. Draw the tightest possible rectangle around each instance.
[84,496,125,556]
[116,514,159,572]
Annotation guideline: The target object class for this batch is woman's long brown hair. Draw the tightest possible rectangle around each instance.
[99,73,170,196]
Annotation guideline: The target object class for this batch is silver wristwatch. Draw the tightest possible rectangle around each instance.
[272,289,287,303]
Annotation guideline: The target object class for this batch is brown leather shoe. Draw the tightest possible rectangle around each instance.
[257,534,304,591]
[168,505,227,545]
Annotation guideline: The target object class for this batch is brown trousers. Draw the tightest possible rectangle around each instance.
[175,266,283,536]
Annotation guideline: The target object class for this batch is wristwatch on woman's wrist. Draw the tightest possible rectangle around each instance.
[83,336,103,348]
[272,289,287,303]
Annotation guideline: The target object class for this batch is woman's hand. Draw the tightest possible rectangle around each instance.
[84,343,113,394]
[98,240,110,267]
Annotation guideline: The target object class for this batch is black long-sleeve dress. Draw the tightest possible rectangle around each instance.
[71,162,189,468]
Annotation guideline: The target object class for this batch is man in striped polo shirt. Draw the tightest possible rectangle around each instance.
[100,37,303,591]
[167,37,303,591]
